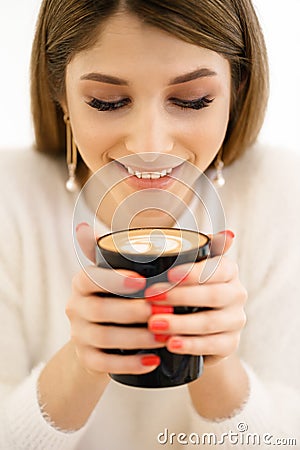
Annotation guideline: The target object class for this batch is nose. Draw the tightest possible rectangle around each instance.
[124,105,174,163]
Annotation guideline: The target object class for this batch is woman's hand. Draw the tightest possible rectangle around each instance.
[145,231,248,367]
[65,224,165,377]
[68,224,247,379]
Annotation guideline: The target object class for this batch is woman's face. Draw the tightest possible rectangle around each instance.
[64,13,231,227]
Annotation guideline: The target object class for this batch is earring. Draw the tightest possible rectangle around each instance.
[212,152,225,188]
[64,114,79,192]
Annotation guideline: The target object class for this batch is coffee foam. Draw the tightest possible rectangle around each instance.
[99,228,208,256]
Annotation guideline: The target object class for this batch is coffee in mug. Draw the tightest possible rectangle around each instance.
[96,227,210,388]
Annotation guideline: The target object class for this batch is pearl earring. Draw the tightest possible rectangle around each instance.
[64,114,79,192]
[213,152,225,188]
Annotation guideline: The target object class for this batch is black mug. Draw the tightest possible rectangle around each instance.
[96,227,210,388]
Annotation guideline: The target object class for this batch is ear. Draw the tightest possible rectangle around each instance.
[58,96,69,118]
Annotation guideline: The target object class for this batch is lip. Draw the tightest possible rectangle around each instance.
[115,161,184,190]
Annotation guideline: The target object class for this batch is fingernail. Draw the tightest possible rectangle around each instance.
[141,355,161,366]
[124,275,146,289]
[76,222,90,233]
[149,319,169,332]
[167,270,189,284]
[154,334,171,343]
[169,338,183,350]
[219,230,235,239]
[144,288,167,302]
[151,305,173,315]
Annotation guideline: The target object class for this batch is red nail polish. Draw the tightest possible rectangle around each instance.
[149,319,169,331]
[220,230,235,239]
[141,355,161,366]
[168,271,189,283]
[154,334,170,343]
[170,338,183,349]
[124,275,146,289]
[76,222,89,233]
[146,292,167,302]
[151,305,173,315]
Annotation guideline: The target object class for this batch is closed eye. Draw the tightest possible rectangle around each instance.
[170,97,214,110]
[86,96,214,112]
[87,97,131,111]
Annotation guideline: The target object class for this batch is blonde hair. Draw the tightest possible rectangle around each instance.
[31,0,269,168]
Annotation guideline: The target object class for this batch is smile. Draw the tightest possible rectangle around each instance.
[123,165,173,179]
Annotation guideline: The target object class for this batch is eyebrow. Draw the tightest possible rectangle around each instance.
[80,68,217,86]
[80,73,128,85]
[169,68,217,85]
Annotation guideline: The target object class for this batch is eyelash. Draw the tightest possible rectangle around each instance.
[87,97,131,112]
[87,96,214,112]
[170,97,214,110]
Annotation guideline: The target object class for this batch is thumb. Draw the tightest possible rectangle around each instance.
[209,230,235,257]
[76,222,96,263]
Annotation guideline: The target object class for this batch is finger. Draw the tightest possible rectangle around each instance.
[77,346,161,375]
[77,322,164,350]
[159,257,239,291]
[145,279,247,309]
[166,332,241,357]
[72,266,146,296]
[209,230,235,257]
[74,296,151,324]
[148,307,246,336]
[76,222,97,263]
[167,232,235,285]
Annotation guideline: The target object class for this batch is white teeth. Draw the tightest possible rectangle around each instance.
[124,165,173,179]
[149,173,161,179]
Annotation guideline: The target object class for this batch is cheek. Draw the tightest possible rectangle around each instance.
[65,82,121,171]
[70,113,120,171]
[186,103,230,168]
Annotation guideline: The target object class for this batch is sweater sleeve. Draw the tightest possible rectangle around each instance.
[0,364,90,450]
[185,362,300,448]
[0,155,88,449]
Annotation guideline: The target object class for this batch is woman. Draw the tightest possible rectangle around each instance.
[0,0,299,448]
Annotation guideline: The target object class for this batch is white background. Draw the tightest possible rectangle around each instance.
[0,0,299,153]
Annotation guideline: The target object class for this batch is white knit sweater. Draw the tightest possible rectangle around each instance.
[0,144,299,449]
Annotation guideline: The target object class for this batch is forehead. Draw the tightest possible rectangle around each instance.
[68,13,230,79]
